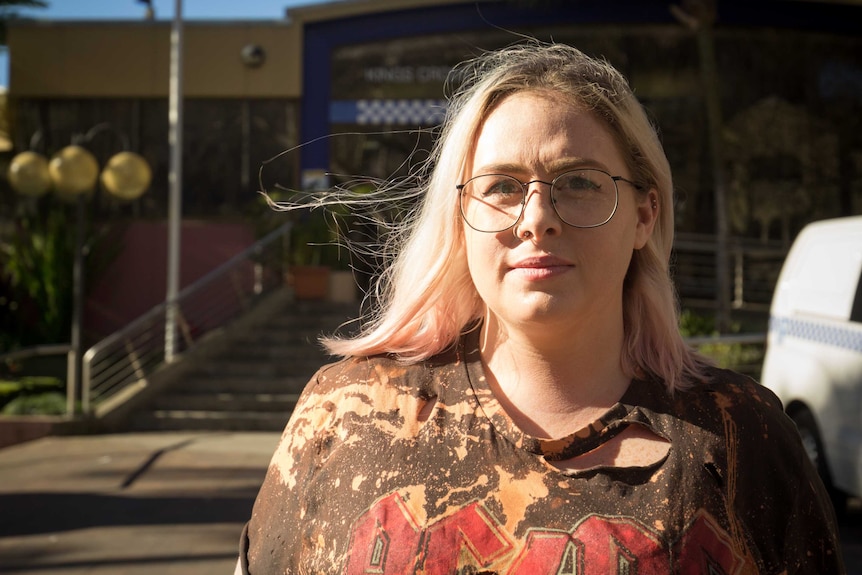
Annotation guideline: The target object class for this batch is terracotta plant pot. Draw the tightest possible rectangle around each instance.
[288,265,330,300]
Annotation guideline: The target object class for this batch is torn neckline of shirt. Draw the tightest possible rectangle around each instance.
[460,330,666,460]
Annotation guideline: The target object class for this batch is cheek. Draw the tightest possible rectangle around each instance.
[463,229,505,284]
[602,229,637,278]
[463,230,485,276]
[578,225,634,272]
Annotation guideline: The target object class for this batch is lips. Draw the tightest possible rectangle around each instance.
[511,255,574,269]
[510,255,574,279]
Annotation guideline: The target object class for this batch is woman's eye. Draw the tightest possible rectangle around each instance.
[558,175,599,191]
[484,180,520,196]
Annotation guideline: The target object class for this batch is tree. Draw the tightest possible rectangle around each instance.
[0,1,48,45]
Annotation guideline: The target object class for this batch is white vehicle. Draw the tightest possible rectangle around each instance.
[760,215,862,513]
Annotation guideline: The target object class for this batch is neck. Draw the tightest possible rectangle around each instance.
[480,312,631,438]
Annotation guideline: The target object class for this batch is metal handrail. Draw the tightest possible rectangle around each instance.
[81,221,292,415]
[673,233,788,313]
[0,344,73,365]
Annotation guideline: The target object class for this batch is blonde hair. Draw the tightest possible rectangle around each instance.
[323,42,707,391]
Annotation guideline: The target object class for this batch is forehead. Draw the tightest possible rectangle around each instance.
[469,91,624,174]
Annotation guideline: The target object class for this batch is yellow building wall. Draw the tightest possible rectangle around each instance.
[5,0,479,99]
[7,21,302,98]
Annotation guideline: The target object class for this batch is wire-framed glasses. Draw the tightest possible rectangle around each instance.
[458,168,640,233]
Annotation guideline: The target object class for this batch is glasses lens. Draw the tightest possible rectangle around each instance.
[460,174,524,232]
[551,169,618,228]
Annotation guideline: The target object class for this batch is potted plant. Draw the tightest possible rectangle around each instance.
[286,209,333,300]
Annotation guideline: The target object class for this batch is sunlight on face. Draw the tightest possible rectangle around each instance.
[463,91,655,339]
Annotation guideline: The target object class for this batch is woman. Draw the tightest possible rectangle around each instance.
[238,43,844,574]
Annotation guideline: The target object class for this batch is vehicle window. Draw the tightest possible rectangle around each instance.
[851,268,862,324]
[788,239,861,321]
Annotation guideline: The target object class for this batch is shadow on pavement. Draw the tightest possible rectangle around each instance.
[0,551,238,573]
[0,492,255,537]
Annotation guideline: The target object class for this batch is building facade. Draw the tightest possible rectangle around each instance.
[3,0,862,335]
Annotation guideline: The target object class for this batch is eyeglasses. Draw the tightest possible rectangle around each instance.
[457,168,641,233]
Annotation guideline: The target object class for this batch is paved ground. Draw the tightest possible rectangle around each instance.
[0,432,280,575]
[0,432,860,574]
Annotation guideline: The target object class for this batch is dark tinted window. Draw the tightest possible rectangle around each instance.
[851,268,862,323]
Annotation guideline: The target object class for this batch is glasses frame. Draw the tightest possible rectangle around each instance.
[457,168,643,233]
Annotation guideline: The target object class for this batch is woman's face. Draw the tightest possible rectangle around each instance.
[463,91,657,336]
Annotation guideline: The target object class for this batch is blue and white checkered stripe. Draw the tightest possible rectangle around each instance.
[770,315,862,354]
[330,99,448,126]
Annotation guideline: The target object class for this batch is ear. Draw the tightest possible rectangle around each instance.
[634,188,659,250]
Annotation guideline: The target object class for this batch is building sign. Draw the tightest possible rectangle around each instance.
[363,65,453,84]
[330,35,475,104]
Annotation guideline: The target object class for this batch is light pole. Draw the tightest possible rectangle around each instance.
[7,134,151,417]
[165,0,184,363]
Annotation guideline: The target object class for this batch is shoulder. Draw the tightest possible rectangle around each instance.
[679,366,788,428]
[264,354,448,487]
[315,354,434,389]
[289,349,456,430]
[660,367,805,463]
[305,353,444,404]
[677,366,811,475]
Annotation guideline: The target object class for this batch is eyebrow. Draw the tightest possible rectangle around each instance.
[472,158,608,176]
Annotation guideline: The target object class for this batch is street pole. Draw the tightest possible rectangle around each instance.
[66,193,86,417]
[166,0,184,362]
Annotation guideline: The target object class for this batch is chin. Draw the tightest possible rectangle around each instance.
[507,294,581,323]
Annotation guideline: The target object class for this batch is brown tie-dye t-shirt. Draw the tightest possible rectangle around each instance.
[239,330,844,574]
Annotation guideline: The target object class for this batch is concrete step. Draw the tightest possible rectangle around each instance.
[132,409,292,432]
[213,342,334,360]
[177,375,312,394]
[197,357,328,379]
[231,333,339,351]
[128,298,359,432]
[253,310,359,333]
[150,392,302,412]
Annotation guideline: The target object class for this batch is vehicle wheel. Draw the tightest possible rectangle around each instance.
[790,406,848,517]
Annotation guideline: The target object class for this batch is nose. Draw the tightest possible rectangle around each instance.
[514,180,562,240]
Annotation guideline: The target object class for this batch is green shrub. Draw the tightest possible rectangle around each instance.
[697,341,764,372]
[0,380,23,409]
[2,392,67,415]
[679,309,716,337]
[0,376,64,412]
[679,309,764,378]
[18,376,64,392]
[0,381,21,395]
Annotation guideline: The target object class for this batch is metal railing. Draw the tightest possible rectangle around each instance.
[80,222,292,415]
[673,233,788,313]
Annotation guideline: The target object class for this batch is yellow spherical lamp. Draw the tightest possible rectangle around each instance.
[8,151,52,197]
[101,151,152,201]
[49,145,99,201]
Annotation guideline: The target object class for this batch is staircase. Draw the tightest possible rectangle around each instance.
[129,299,360,432]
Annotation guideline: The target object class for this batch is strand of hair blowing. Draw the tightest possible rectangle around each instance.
[321,53,497,361]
